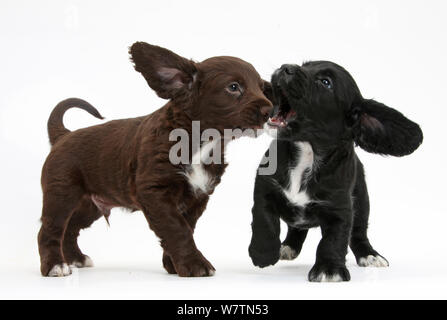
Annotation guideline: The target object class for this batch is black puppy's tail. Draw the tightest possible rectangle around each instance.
[47,98,104,145]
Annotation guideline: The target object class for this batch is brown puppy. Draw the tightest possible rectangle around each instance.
[38,42,272,277]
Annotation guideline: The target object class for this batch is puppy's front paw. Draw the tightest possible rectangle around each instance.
[357,254,389,267]
[308,263,350,282]
[162,252,177,274]
[249,244,280,268]
[279,245,299,261]
[47,263,72,277]
[173,252,216,277]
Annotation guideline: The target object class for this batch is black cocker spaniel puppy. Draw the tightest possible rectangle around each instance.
[249,61,423,282]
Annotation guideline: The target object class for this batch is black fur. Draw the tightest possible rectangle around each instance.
[249,61,423,282]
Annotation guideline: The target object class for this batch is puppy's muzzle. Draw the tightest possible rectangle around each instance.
[272,64,300,83]
[260,105,272,120]
[280,64,300,75]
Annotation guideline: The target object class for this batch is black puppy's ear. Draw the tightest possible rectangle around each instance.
[129,42,197,99]
[262,80,274,102]
[350,99,423,156]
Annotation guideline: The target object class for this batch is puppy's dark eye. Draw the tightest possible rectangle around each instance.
[228,83,239,91]
[226,82,242,95]
[320,78,333,89]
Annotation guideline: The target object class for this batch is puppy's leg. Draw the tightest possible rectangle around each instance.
[38,185,83,277]
[137,187,215,277]
[308,207,352,282]
[162,198,209,275]
[280,226,308,261]
[162,252,177,274]
[63,197,102,268]
[350,166,388,267]
[249,192,281,268]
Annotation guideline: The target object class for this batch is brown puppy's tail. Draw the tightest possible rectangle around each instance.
[48,98,104,145]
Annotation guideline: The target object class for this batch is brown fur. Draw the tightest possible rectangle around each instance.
[38,42,272,277]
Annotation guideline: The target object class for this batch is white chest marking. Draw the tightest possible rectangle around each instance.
[184,140,219,193]
[282,142,314,207]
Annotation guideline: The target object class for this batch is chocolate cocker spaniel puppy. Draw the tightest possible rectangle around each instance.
[38,42,272,277]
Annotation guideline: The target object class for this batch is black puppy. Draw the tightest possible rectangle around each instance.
[249,61,423,282]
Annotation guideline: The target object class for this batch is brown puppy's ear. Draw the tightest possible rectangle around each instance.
[349,99,423,157]
[129,42,197,99]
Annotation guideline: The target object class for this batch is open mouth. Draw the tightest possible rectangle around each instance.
[267,88,296,128]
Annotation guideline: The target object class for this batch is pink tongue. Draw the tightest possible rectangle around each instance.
[269,115,287,127]
[270,116,282,124]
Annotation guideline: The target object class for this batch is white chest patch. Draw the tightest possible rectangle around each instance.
[282,141,314,207]
[184,140,219,193]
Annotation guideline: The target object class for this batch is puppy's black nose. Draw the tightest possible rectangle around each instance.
[281,64,298,75]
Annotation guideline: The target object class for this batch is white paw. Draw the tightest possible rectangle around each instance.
[358,255,389,267]
[313,272,343,282]
[279,245,298,260]
[70,256,94,268]
[47,263,72,277]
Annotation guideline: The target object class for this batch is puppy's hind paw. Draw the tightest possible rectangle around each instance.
[173,252,216,277]
[358,255,389,267]
[47,263,72,277]
[70,255,94,268]
[279,245,298,261]
[308,264,350,282]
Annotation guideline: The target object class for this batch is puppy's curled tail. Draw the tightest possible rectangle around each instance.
[48,98,104,145]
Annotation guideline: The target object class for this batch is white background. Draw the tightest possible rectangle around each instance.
[0,0,446,299]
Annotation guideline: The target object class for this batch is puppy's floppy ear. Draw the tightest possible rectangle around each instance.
[129,42,197,99]
[349,99,423,156]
